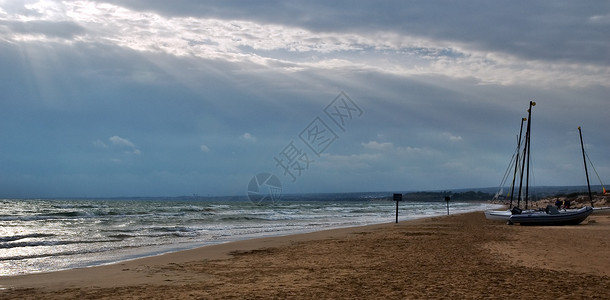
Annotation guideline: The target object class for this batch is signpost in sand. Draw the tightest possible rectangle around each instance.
[445,196,451,215]
[393,193,402,223]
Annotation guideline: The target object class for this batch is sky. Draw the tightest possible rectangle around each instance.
[0,0,609,198]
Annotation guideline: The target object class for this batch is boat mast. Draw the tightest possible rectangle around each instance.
[524,101,535,209]
[517,101,535,209]
[578,126,594,207]
[509,117,527,208]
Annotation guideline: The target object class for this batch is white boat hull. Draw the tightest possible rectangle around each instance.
[484,209,512,221]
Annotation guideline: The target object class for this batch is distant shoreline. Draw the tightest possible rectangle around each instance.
[3,184,603,200]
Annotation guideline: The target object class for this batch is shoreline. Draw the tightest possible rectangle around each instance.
[1,209,609,299]
[0,199,501,277]
[1,202,501,278]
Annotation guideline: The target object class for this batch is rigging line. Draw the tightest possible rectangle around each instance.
[499,146,519,188]
[584,150,606,187]
[508,118,527,206]
[509,152,523,195]
[516,139,528,207]
[528,155,538,203]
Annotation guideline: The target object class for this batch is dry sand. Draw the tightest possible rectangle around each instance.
[1,209,609,299]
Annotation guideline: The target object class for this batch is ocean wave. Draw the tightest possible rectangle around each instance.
[0,245,112,262]
[0,233,55,242]
[106,233,135,239]
[45,211,89,217]
[151,226,195,232]
[180,206,217,213]
[218,216,271,222]
[52,204,106,210]
[0,238,120,249]
[148,226,200,237]
[0,211,94,221]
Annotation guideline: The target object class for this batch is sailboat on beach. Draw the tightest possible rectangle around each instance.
[486,102,595,225]
[507,109,594,225]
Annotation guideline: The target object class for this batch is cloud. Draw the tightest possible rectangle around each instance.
[93,139,108,148]
[0,1,606,88]
[240,132,257,142]
[443,133,463,142]
[109,136,136,148]
[98,0,610,65]
[200,144,210,152]
[589,14,610,25]
[108,136,140,155]
[362,141,394,151]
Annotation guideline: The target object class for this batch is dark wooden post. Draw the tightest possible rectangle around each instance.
[445,196,451,215]
[393,193,402,223]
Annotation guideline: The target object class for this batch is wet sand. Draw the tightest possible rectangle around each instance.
[1,209,609,299]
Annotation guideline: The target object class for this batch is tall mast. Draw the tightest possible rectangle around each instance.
[516,126,528,209]
[517,101,535,209]
[524,101,535,209]
[509,117,527,208]
[578,126,594,207]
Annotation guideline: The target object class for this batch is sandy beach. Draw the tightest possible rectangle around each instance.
[1,209,609,299]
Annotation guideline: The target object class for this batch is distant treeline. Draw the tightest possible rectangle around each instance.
[402,191,493,202]
[552,191,606,198]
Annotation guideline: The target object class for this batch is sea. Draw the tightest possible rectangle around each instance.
[0,193,502,276]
